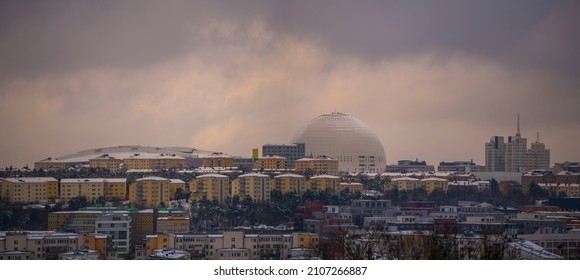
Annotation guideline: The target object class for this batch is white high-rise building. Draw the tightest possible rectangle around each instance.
[527,132,550,170]
[485,136,506,172]
[505,121,528,173]
[485,114,550,173]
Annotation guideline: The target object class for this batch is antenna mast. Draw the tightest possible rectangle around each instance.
[516,113,521,137]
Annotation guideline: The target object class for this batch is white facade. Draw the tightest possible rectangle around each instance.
[291,112,386,174]
[96,213,131,259]
[485,136,506,172]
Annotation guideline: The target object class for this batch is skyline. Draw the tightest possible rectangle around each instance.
[1,0,579,168]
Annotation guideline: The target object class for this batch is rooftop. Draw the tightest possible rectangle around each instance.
[60,178,126,183]
[3,177,58,183]
[135,176,169,182]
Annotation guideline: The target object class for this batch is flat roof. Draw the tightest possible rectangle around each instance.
[3,177,58,183]
[61,178,126,183]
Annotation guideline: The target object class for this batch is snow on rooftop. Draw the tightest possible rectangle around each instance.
[3,177,58,183]
[392,177,420,181]
[150,248,190,259]
[60,178,126,183]
[449,181,479,186]
[539,183,580,187]
[200,152,233,158]
[296,155,336,161]
[169,179,186,184]
[259,155,287,159]
[420,177,448,182]
[310,175,340,179]
[126,169,155,173]
[274,173,305,178]
[135,176,169,182]
[197,174,229,178]
[239,173,270,178]
[509,240,563,259]
[523,170,551,176]
[54,145,216,162]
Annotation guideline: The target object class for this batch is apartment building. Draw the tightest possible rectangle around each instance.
[189,174,230,204]
[48,207,185,251]
[295,155,339,176]
[538,183,580,197]
[255,155,287,171]
[123,153,185,170]
[232,173,271,202]
[0,231,81,260]
[420,177,449,193]
[307,175,340,192]
[1,177,58,203]
[335,182,364,193]
[385,177,420,192]
[262,143,305,169]
[128,176,172,208]
[96,213,131,259]
[34,158,68,171]
[201,152,235,168]
[271,173,306,194]
[156,215,190,234]
[89,155,123,172]
[82,233,111,259]
[148,231,318,260]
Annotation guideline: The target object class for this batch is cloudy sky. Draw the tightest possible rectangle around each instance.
[1,0,579,168]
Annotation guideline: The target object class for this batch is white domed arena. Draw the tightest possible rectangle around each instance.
[291,112,386,174]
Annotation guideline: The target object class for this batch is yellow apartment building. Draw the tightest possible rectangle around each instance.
[255,155,287,171]
[89,155,122,172]
[123,153,185,170]
[168,179,186,199]
[60,178,107,202]
[385,177,421,191]
[232,173,271,202]
[34,158,68,170]
[295,155,339,175]
[1,177,59,203]
[189,174,230,204]
[420,177,449,193]
[271,174,306,194]
[103,179,127,200]
[201,153,235,168]
[82,234,110,259]
[307,175,341,192]
[539,183,580,197]
[143,233,173,256]
[336,182,364,193]
[156,215,190,234]
[129,176,172,208]
[292,232,320,249]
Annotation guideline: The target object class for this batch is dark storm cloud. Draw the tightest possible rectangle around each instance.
[0,0,579,168]
[264,0,564,63]
[0,0,220,79]
[0,0,571,80]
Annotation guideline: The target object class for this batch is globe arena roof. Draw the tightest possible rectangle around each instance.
[290,112,386,174]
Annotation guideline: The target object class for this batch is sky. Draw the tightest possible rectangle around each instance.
[1,0,579,168]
